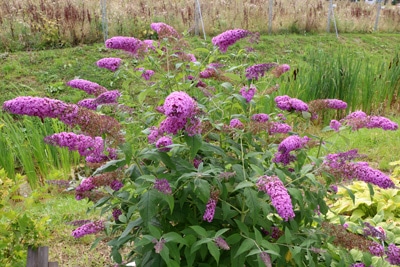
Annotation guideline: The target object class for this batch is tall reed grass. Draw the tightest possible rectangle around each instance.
[1,0,400,51]
[0,112,80,188]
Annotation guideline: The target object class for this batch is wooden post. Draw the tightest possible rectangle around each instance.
[26,246,58,267]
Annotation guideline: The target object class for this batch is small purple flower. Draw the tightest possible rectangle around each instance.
[272,64,291,78]
[66,79,108,96]
[256,175,295,221]
[366,116,398,130]
[239,85,257,102]
[245,63,278,80]
[95,90,121,105]
[193,158,202,168]
[214,237,230,250]
[72,220,104,238]
[212,29,251,53]
[203,198,217,222]
[75,177,95,193]
[229,118,244,129]
[153,238,166,254]
[251,113,269,123]
[141,70,155,81]
[268,122,292,135]
[151,22,180,39]
[342,223,349,229]
[154,178,172,194]
[96,57,121,72]
[325,99,347,109]
[259,252,271,267]
[273,135,310,165]
[156,136,173,152]
[110,180,123,191]
[203,190,219,222]
[199,68,217,79]
[105,36,144,56]
[330,185,338,193]
[112,209,122,221]
[185,117,202,136]
[330,120,342,132]
[148,127,161,144]
[386,243,400,265]
[369,242,384,257]
[275,95,308,112]
[350,264,366,267]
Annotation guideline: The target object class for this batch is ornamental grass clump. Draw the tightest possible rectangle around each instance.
[3,24,400,267]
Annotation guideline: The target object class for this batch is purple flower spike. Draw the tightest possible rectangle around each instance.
[112,209,122,221]
[251,113,269,123]
[96,57,121,72]
[239,85,257,102]
[215,237,230,250]
[368,242,384,256]
[151,22,180,39]
[273,135,310,165]
[245,63,278,80]
[66,79,108,96]
[256,175,295,221]
[105,36,144,56]
[212,29,251,53]
[77,99,97,110]
[203,198,217,222]
[351,162,395,189]
[2,96,79,125]
[272,64,291,78]
[268,122,292,135]
[154,178,172,194]
[72,220,104,238]
[275,95,308,112]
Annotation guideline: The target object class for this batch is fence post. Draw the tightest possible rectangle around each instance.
[268,0,273,34]
[26,246,59,267]
[100,0,108,42]
[194,0,206,40]
[374,0,382,31]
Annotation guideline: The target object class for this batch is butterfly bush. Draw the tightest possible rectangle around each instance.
[7,23,400,267]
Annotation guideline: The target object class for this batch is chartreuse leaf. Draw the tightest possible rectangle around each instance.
[235,238,255,258]
[190,225,208,237]
[162,232,187,245]
[234,181,253,191]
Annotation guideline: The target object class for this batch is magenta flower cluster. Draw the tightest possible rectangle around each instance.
[387,243,400,265]
[211,29,251,53]
[2,96,79,126]
[150,22,180,38]
[154,178,172,194]
[268,122,292,135]
[156,136,173,152]
[323,150,395,189]
[273,135,310,165]
[141,70,155,80]
[214,237,230,250]
[239,85,257,102]
[340,111,398,131]
[256,175,295,221]
[71,220,104,238]
[66,79,107,96]
[251,113,269,123]
[245,63,278,80]
[105,36,144,56]
[203,190,219,223]
[275,95,309,112]
[96,57,121,72]
[44,132,114,163]
[78,90,121,110]
[230,118,244,129]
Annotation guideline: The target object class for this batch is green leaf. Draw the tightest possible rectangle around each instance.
[215,228,230,238]
[234,181,254,191]
[343,185,356,204]
[112,248,122,264]
[234,219,249,236]
[120,143,133,166]
[138,190,158,225]
[285,227,292,245]
[184,134,202,159]
[194,178,210,203]
[163,232,187,245]
[221,82,234,91]
[244,188,260,225]
[118,218,143,240]
[235,238,254,258]
[207,241,220,264]
[190,225,208,237]
[93,159,126,175]
[148,224,162,238]
[161,193,175,214]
